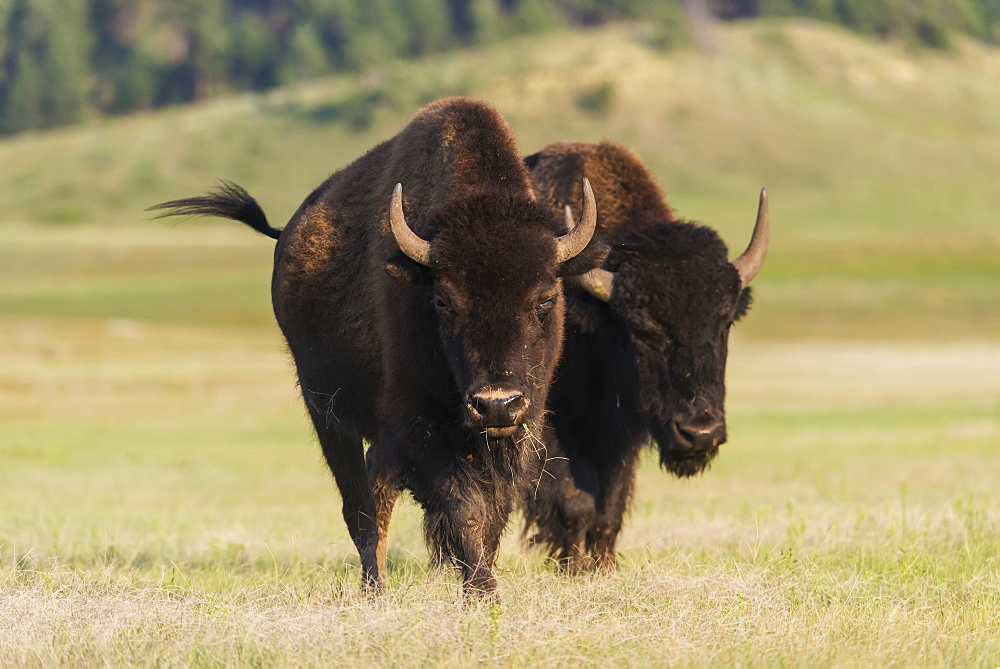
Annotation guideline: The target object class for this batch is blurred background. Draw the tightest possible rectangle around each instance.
[1,0,997,337]
[1,0,998,591]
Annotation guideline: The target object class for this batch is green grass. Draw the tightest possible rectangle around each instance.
[0,224,275,327]
[1,18,1000,666]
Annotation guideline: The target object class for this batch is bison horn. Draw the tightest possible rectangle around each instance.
[555,178,598,264]
[732,188,769,288]
[578,268,616,303]
[390,183,432,267]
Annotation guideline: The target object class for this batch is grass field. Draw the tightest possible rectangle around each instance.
[1,19,999,666]
[2,313,997,665]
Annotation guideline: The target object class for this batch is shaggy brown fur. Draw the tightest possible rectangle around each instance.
[150,99,605,597]
[523,140,759,570]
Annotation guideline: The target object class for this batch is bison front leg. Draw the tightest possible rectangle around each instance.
[424,498,502,599]
[459,524,499,597]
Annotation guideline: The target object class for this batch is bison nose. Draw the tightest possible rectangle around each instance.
[674,414,725,451]
[467,391,529,427]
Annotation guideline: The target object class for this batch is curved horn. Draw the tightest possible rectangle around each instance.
[577,268,616,303]
[389,183,432,267]
[555,177,598,264]
[732,188,769,288]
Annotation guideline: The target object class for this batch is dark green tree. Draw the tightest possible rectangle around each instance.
[307,0,359,68]
[36,1,90,127]
[513,0,560,32]
[1,55,43,133]
[160,0,227,102]
[834,0,893,35]
[983,0,1000,41]
[342,1,406,69]
[398,0,453,56]
[2,0,999,136]
[469,0,507,43]
[1,0,89,132]
[287,22,330,80]
[110,48,158,113]
[229,12,283,90]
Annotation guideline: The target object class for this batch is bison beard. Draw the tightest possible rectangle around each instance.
[150,98,605,598]
[522,140,768,571]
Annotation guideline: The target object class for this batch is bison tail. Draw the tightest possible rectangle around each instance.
[147,181,282,240]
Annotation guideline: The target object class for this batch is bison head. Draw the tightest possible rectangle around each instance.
[385,180,605,439]
[578,190,768,476]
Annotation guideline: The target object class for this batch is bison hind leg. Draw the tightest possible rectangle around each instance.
[524,471,598,573]
[306,406,385,592]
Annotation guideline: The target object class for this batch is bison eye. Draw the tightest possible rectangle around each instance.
[535,296,556,320]
[432,296,452,313]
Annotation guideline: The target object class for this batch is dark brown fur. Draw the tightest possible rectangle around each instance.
[150,99,605,597]
[523,141,755,570]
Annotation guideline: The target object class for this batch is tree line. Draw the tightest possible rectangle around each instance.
[1,0,997,136]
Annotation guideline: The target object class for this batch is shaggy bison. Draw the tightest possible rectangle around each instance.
[151,98,605,596]
[522,140,768,570]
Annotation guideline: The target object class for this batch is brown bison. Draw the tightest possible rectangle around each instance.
[522,140,768,570]
[150,98,605,596]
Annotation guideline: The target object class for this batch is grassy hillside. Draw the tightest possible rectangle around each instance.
[0,20,997,339]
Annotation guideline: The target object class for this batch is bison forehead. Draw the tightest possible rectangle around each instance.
[621,257,740,316]
[429,190,562,289]
[612,220,742,319]
[436,242,559,313]
[613,222,726,263]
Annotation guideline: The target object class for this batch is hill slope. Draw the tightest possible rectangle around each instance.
[1,20,997,338]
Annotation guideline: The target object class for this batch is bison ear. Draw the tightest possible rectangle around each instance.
[557,239,609,277]
[385,252,432,285]
[734,286,753,322]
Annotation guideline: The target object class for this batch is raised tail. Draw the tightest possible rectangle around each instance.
[147,181,282,240]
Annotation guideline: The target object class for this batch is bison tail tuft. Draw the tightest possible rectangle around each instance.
[147,180,281,240]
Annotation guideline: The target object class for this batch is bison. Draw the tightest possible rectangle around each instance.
[522,140,768,570]
[150,98,605,596]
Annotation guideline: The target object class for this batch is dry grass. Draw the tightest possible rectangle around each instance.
[4,552,998,666]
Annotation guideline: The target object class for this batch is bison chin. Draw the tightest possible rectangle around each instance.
[659,447,718,478]
[652,422,720,477]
